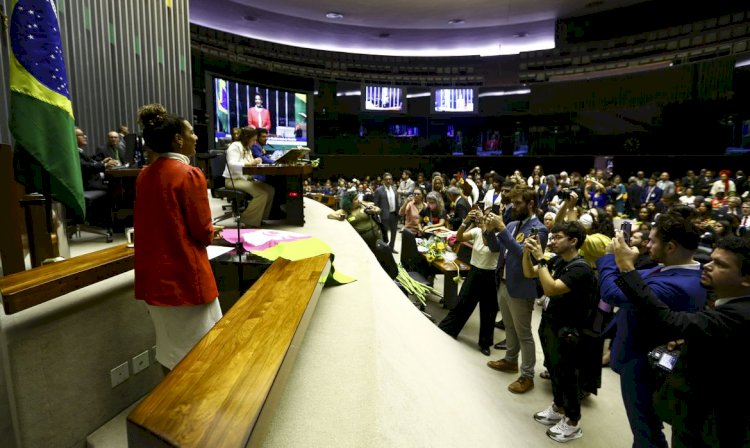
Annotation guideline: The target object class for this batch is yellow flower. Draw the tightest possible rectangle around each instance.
[425,254,435,263]
[436,242,446,251]
[423,216,430,223]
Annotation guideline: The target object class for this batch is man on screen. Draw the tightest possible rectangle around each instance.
[247,94,272,131]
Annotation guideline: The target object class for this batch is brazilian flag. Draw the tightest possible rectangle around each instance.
[9,0,84,219]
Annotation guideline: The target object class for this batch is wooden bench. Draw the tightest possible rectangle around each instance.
[0,243,134,314]
[127,253,332,448]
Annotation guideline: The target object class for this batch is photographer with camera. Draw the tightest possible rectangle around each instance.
[611,234,750,448]
[438,207,500,356]
[524,221,597,442]
[597,206,707,448]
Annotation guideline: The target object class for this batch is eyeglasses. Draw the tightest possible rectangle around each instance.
[549,235,569,241]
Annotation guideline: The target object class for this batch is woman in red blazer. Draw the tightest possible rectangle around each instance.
[134,104,221,371]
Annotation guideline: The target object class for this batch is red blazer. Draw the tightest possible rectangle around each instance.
[134,158,218,306]
[247,107,271,131]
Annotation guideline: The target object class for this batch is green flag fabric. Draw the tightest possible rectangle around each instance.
[9,0,85,219]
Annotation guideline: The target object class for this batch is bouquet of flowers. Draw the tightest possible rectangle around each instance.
[419,236,448,263]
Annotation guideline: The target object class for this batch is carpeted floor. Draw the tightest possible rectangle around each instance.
[67,194,664,447]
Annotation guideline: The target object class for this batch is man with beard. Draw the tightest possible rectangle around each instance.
[611,235,750,447]
[596,206,707,448]
[485,186,548,394]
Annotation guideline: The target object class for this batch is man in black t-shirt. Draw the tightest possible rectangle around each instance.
[522,221,597,443]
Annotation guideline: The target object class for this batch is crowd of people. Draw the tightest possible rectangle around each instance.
[320,164,749,445]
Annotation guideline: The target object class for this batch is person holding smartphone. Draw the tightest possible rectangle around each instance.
[597,206,707,448]
[611,234,750,448]
[523,221,597,442]
[438,208,500,356]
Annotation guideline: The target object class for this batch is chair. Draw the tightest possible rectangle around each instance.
[400,229,431,276]
[374,240,432,318]
[67,190,113,243]
[207,150,252,225]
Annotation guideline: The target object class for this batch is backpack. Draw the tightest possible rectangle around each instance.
[551,257,601,335]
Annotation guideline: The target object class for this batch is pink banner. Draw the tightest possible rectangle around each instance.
[221,229,311,252]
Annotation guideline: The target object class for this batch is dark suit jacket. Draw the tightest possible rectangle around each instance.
[447,196,470,230]
[79,149,107,190]
[485,216,548,299]
[95,145,125,164]
[373,185,399,224]
[640,185,663,205]
[597,255,706,372]
[614,271,750,447]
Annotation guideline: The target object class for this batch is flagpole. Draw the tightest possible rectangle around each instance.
[41,167,54,234]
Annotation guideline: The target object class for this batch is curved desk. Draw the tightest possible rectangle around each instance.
[242,164,313,226]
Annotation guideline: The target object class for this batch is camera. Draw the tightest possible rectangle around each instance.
[648,345,680,372]
[558,188,580,202]
[620,221,632,245]
[529,227,539,237]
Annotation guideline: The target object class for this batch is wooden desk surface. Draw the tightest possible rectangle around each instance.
[242,164,313,176]
[128,254,331,448]
[105,167,143,178]
[431,257,471,274]
[0,244,134,314]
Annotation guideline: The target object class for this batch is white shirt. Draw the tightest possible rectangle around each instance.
[714,296,745,308]
[223,141,253,181]
[465,227,497,270]
[385,186,396,212]
[159,152,190,165]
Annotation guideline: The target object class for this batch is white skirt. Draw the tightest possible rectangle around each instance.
[146,299,222,370]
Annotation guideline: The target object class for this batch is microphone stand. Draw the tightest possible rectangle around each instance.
[225,148,246,258]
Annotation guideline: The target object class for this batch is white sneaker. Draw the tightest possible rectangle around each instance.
[534,403,564,425]
[547,417,582,443]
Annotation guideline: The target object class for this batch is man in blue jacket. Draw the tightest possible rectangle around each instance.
[597,207,706,448]
[485,186,548,394]
[612,234,750,448]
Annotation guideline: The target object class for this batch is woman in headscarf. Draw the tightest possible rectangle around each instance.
[327,190,383,251]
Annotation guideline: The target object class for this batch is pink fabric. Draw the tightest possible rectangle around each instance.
[222,228,311,252]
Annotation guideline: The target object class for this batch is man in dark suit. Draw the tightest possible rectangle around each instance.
[76,127,116,227]
[96,131,126,166]
[485,186,548,394]
[640,177,663,207]
[374,172,400,253]
[597,207,707,448]
[611,234,750,448]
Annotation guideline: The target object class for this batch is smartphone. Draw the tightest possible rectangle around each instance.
[621,222,632,245]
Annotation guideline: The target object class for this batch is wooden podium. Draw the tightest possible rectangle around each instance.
[242,164,313,226]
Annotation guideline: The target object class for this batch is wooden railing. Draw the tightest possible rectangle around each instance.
[0,243,134,314]
[127,253,332,448]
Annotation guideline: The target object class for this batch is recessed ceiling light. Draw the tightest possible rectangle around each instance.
[513,32,528,38]
[585,1,604,7]
[326,12,344,19]
[243,15,257,22]
[378,33,391,38]
[448,19,465,25]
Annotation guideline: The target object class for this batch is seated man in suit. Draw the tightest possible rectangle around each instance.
[76,127,117,227]
[96,131,126,166]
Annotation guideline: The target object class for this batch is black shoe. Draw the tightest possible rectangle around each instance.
[494,320,505,330]
[493,340,507,350]
[480,347,491,356]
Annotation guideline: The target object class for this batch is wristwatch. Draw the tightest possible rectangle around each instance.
[537,258,548,268]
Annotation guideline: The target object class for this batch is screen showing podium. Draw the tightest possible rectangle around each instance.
[212,76,309,150]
